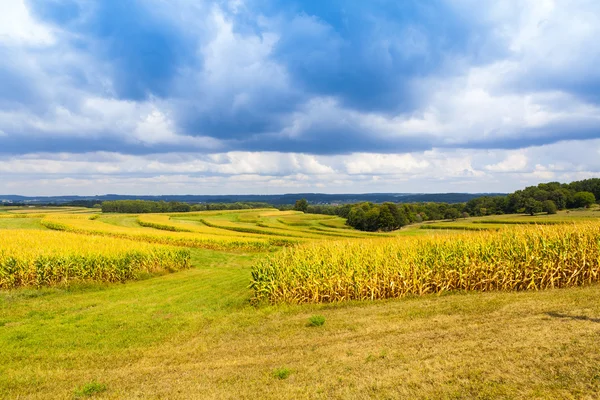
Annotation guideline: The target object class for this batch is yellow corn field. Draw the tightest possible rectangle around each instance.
[250,222,600,304]
[0,230,191,289]
[41,215,298,251]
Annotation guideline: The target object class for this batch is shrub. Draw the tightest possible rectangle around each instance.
[74,381,107,398]
[308,315,326,327]
[273,367,291,380]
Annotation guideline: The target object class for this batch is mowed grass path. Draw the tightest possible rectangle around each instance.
[2,247,600,399]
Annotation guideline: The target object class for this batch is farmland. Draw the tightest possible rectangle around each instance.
[1,206,600,398]
[0,230,191,289]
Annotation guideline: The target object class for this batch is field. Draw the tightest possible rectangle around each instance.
[251,223,600,304]
[1,207,600,398]
[419,208,600,231]
[0,230,191,289]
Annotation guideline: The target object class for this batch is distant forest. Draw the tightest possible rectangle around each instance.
[296,178,599,231]
[0,192,500,206]
[101,201,271,214]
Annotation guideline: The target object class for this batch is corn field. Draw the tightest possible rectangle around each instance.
[0,230,191,289]
[41,215,297,251]
[250,223,600,304]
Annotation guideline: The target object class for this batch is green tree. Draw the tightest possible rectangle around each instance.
[573,191,596,208]
[293,198,309,212]
[364,208,380,231]
[444,208,460,220]
[377,204,396,231]
[523,198,543,216]
[542,200,557,215]
[347,207,366,230]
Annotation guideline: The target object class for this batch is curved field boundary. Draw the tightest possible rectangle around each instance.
[276,218,311,226]
[473,219,577,225]
[255,217,380,239]
[137,216,194,232]
[167,208,277,218]
[41,216,296,251]
[256,221,366,239]
[199,218,312,239]
[0,213,47,219]
[306,225,390,238]
[317,221,353,230]
[158,215,285,239]
[420,224,500,231]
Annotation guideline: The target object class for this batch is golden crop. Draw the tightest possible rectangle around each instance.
[251,222,600,304]
[41,215,299,251]
[0,230,191,289]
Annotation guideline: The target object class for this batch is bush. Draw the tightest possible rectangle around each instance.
[308,315,326,327]
[74,381,106,398]
[273,367,291,380]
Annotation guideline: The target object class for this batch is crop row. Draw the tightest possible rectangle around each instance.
[419,224,498,231]
[251,222,600,303]
[0,230,191,289]
[41,216,298,251]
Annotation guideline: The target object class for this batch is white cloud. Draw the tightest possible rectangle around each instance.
[345,154,429,175]
[2,140,599,195]
[485,152,528,172]
[0,0,54,45]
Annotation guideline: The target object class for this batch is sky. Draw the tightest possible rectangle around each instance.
[1,0,600,196]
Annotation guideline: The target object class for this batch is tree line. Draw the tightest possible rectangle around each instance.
[291,178,599,232]
[463,179,598,217]
[101,200,271,214]
[287,201,466,232]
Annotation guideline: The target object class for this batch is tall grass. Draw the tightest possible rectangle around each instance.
[251,223,600,304]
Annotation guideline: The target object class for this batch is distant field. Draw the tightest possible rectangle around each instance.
[3,207,94,214]
[1,206,600,398]
[419,208,600,231]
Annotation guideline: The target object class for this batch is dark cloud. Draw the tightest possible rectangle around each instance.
[269,0,486,113]
[0,131,213,155]
[240,131,434,155]
[454,122,600,151]
[0,0,599,157]
[28,0,197,101]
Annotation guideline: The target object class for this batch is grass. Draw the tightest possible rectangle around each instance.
[273,367,292,380]
[0,217,46,230]
[1,208,600,398]
[308,315,326,327]
[74,381,107,398]
[1,259,599,398]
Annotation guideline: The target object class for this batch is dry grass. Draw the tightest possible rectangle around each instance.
[2,208,600,398]
[2,275,599,399]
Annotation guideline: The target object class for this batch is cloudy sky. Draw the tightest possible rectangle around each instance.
[1,0,599,195]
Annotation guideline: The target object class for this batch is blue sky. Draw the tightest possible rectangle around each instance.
[1,0,600,195]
